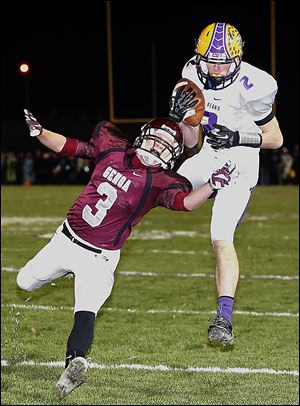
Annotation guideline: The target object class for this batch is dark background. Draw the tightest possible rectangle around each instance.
[1,1,298,151]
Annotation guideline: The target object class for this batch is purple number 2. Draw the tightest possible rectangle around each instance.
[203,111,218,133]
[240,76,254,90]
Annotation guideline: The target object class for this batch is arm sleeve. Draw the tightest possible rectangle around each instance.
[245,89,277,122]
[58,138,79,156]
[57,121,110,160]
[58,137,97,159]
[173,191,190,211]
[58,121,130,160]
[156,183,191,211]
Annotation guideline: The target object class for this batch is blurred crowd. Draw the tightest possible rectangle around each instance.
[258,144,298,185]
[1,144,299,186]
[1,150,93,186]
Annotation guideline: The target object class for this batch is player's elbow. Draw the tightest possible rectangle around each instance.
[184,134,199,149]
[275,132,284,149]
[182,201,193,211]
[270,131,284,149]
[268,118,284,149]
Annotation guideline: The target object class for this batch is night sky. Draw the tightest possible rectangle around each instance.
[1,2,298,150]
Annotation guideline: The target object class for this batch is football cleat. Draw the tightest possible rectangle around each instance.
[56,356,88,398]
[208,316,234,346]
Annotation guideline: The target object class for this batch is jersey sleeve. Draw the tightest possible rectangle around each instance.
[59,121,131,160]
[241,66,278,123]
[155,176,192,211]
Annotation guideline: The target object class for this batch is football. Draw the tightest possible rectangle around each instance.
[172,78,205,127]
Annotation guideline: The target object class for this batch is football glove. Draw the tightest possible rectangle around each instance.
[208,161,235,190]
[24,109,43,137]
[206,124,262,149]
[168,85,198,123]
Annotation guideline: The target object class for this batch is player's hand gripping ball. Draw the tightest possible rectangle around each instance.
[169,78,205,127]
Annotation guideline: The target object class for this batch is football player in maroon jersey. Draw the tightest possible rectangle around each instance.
[17,110,234,398]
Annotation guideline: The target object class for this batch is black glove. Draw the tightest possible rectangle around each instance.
[24,109,43,137]
[168,85,198,122]
[206,124,262,149]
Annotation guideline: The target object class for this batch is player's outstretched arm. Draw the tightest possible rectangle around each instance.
[206,116,283,150]
[24,109,67,153]
[183,161,233,210]
[178,121,200,148]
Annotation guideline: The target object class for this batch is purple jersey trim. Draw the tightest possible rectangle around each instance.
[114,169,152,246]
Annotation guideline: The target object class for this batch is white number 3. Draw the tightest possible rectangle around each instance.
[82,182,117,227]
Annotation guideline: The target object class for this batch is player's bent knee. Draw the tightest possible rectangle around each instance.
[16,266,39,291]
[212,240,236,255]
[212,240,234,249]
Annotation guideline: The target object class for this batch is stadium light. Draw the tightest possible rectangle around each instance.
[19,63,30,74]
[19,63,30,107]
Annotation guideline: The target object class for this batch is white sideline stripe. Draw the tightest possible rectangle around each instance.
[1,266,298,281]
[119,271,299,281]
[252,275,299,280]
[2,303,298,318]
[1,247,296,260]
[1,359,298,376]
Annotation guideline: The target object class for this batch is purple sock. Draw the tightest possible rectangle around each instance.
[217,296,234,326]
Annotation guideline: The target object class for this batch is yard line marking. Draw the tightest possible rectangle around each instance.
[2,248,297,261]
[1,359,298,376]
[2,213,297,224]
[133,249,297,259]
[119,271,299,281]
[120,271,215,278]
[1,217,63,225]
[252,275,299,280]
[2,266,298,281]
[2,217,297,241]
[1,267,17,272]
[2,303,298,318]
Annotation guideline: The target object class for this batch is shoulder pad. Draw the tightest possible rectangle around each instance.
[238,62,277,102]
[182,57,204,90]
[94,121,128,140]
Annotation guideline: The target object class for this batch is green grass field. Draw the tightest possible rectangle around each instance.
[1,185,299,405]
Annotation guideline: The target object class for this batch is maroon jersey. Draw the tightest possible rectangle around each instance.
[64,121,192,249]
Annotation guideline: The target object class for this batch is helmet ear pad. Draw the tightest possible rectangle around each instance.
[134,118,184,170]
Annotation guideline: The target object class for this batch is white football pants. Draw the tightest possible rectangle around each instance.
[178,145,258,242]
[16,222,120,314]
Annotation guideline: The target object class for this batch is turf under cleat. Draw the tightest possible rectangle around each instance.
[208,316,234,346]
[56,356,88,398]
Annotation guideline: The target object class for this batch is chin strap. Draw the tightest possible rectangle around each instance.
[204,78,215,90]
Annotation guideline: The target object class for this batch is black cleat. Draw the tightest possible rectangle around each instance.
[208,316,234,346]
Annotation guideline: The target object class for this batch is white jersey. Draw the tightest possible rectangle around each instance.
[179,58,278,188]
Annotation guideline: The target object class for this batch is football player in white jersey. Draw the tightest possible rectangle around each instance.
[169,22,283,346]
